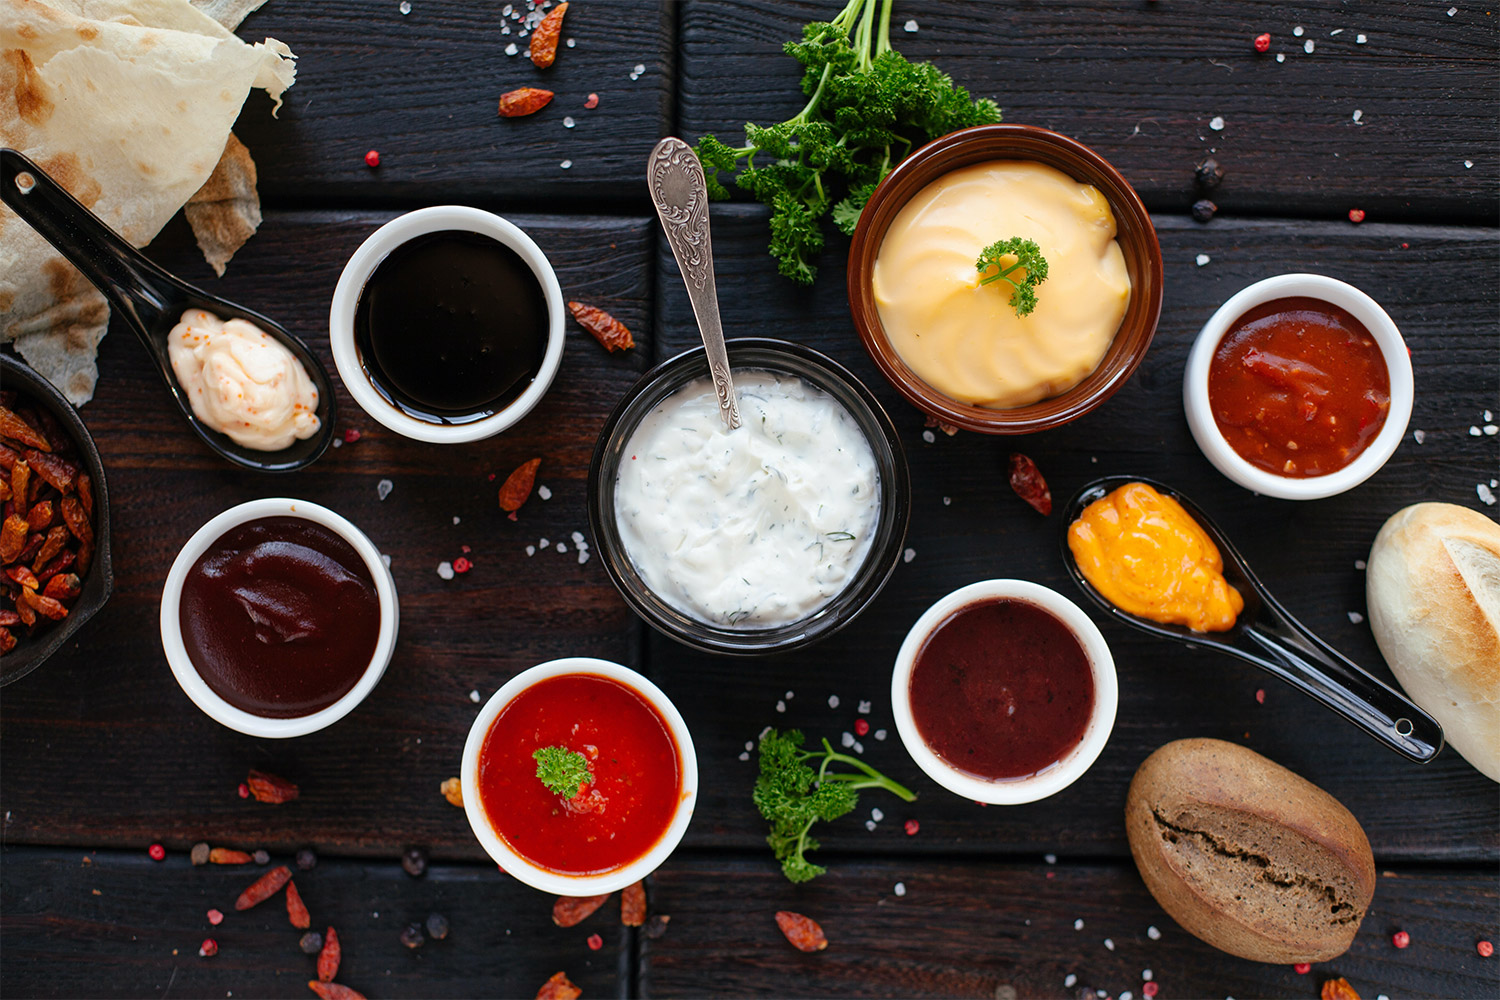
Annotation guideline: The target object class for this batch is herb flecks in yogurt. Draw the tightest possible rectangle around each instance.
[615,371,880,628]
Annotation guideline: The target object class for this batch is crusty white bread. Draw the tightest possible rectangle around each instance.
[1125,739,1375,964]
[1367,503,1500,782]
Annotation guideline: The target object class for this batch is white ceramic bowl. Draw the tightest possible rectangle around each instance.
[1183,273,1414,500]
[160,498,399,738]
[462,657,698,895]
[329,206,566,444]
[891,579,1118,805]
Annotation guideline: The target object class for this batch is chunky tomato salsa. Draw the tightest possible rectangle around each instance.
[477,673,681,875]
[1208,296,1390,478]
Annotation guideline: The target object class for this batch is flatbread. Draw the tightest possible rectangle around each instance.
[0,0,294,404]
[185,131,260,276]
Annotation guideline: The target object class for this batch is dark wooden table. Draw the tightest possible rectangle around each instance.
[3,3,1497,998]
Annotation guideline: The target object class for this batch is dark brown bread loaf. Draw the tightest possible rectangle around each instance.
[1125,739,1375,964]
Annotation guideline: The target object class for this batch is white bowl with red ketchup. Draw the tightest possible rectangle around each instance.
[160,498,399,738]
[461,657,698,895]
[1184,273,1414,500]
[891,579,1117,805]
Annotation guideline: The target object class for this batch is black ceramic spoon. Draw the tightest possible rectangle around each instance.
[0,148,335,473]
[1060,475,1443,763]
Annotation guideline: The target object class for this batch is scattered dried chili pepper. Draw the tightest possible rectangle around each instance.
[498,458,542,513]
[567,301,634,353]
[441,777,464,807]
[499,87,554,117]
[308,982,366,1000]
[286,879,311,929]
[234,865,292,911]
[209,848,253,865]
[1322,977,1362,1000]
[620,881,646,927]
[318,927,341,982]
[553,893,611,927]
[529,1,568,68]
[535,972,581,1000]
[1007,453,1052,515]
[247,769,300,804]
[775,910,828,952]
[0,408,50,451]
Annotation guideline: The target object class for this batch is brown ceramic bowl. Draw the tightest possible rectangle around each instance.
[847,124,1164,434]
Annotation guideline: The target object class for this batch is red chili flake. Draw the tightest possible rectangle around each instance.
[904,819,919,836]
[1254,32,1271,52]
[238,783,250,799]
[854,718,869,736]
[364,149,380,168]
[1294,963,1312,974]
[453,557,472,574]
[1478,939,1494,957]
[1143,983,1159,999]
[1392,930,1410,948]
[584,93,599,109]
[621,880,646,927]
[207,909,224,926]
[1008,452,1052,515]
[1255,689,1265,704]
[461,545,471,553]
[553,893,611,927]
[148,843,166,861]
[343,428,362,443]
[1348,208,1366,223]
[586,933,603,951]
[199,938,218,958]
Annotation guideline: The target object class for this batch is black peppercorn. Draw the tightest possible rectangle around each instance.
[296,848,317,871]
[253,849,270,866]
[299,931,324,955]
[1192,199,1218,223]
[425,913,450,940]
[400,923,425,949]
[401,847,427,878]
[1194,157,1224,189]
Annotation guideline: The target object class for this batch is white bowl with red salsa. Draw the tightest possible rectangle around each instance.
[1183,273,1414,500]
[461,658,698,894]
[890,579,1118,805]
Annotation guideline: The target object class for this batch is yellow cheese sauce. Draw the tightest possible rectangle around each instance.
[872,160,1130,408]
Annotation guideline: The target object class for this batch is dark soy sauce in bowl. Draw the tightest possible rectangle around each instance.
[354,230,548,424]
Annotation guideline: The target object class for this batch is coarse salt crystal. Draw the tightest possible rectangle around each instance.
[922,430,936,443]
[894,882,906,896]
[1148,924,1162,940]
[828,695,840,708]
[1478,483,1496,506]
[437,561,454,580]
[871,807,884,821]
[942,496,951,505]
[1196,254,1211,266]
[1471,426,1483,436]
[505,42,518,55]
[1485,425,1498,435]
[1413,429,1426,444]
[1045,853,1057,864]
[858,700,872,714]
[469,690,480,703]
[566,37,575,47]
[1065,975,1078,988]
[745,741,754,751]
[1485,411,1493,421]
[563,116,576,129]
[1305,39,1316,53]
[1293,25,1305,36]
[1352,109,1363,123]
[332,438,342,448]
[1330,28,1343,35]
[571,531,585,544]
[556,542,567,553]
[903,548,915,563]
[738,751,750,761]
[852,740,863,753]
[904,18,918,32]
[560,160,572,169]
[865,820,877,831]
[841,731,855,748]
[399,1,411,13]
[578,550,589,564]
[1356,33,1367,43]
[539,538,549,548]
[1074,918,1085,930]
[874,729,887,740]
[776,700,786,713]
[785,690,794,699]
[1277,52,1286,62]
[1143,970,1153,981]
[1209,116,1225,130]
[633,63,645,74]
[538,485,553,500]
[452,516,461,525]
[1349,611,1364,623]
[525,545,536,556]
[1355,559,1366,569]
[1448,6,1458,15]
[1122,993,1133,1000]
[1105,938,1115,951]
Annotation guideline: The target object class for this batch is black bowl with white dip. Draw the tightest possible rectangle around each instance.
[588,339,911,655]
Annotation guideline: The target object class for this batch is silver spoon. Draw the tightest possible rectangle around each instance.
[1060,475,1443,763]
[647,137,741,430]
[0,149,336,473]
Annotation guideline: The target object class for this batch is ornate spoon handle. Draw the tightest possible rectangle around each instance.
[648,137,741,430]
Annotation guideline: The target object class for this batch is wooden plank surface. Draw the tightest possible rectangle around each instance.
[678,1,1500,229]
[641,857,1500,999]
[0,209,656,856]
[651,207,1500,861]
[0,847,631,1000]
[233,1,675,207]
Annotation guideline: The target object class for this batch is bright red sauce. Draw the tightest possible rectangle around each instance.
[1208,296,1390,478]
[909,599,1094,780]
[477,674,682,876]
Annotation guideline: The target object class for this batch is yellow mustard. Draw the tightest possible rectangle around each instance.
[1067,482,1244,633]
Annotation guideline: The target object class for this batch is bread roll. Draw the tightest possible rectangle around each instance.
[1125,739,1375,964]
[1366,503,1500,782]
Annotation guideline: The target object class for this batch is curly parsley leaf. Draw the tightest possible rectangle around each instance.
[976,237,1049,317]
[533,746,593,799]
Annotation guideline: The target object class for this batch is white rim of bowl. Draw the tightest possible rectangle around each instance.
[159,498,400,738]
[461,657,699,895]
[1183,273,1414,500]
[329,206,566,444]
[890,580,1118,805]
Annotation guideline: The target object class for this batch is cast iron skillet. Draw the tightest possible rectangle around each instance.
[0,352,113,687]
[0,148,335,473]
[1060,475,1442,763]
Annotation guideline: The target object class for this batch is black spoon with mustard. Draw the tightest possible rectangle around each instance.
[0,148,336,473]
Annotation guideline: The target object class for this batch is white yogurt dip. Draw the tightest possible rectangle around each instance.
[615,370,881,628]
[167,309,321,451]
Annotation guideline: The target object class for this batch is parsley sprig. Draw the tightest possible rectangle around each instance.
[976,237,1049,316]
[694,0,1001,284]
[533,746,593,799]
[754,728,916,883]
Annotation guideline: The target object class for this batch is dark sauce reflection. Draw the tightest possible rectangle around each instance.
[354,230,548,424]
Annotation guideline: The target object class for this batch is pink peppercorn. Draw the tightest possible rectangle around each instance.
[1393,930,1410,949]
[1294,963,1311,974]
[1478,940,1494,958]
[199,939,218,958]
[854,718,869,736]
[1255,689,1265,704]
[586,933,603,951]
[584,93,599,109]
[148,843,166,862]
[207,909,224,926]
[238,783,250,799]
[365,149,381,168]
[1254,32,1271,52]
[1349,208,1366,223]
[454,557,472,574]
[904,819,919,836]
[1143,983,1159,999]
[343,428,362,443]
